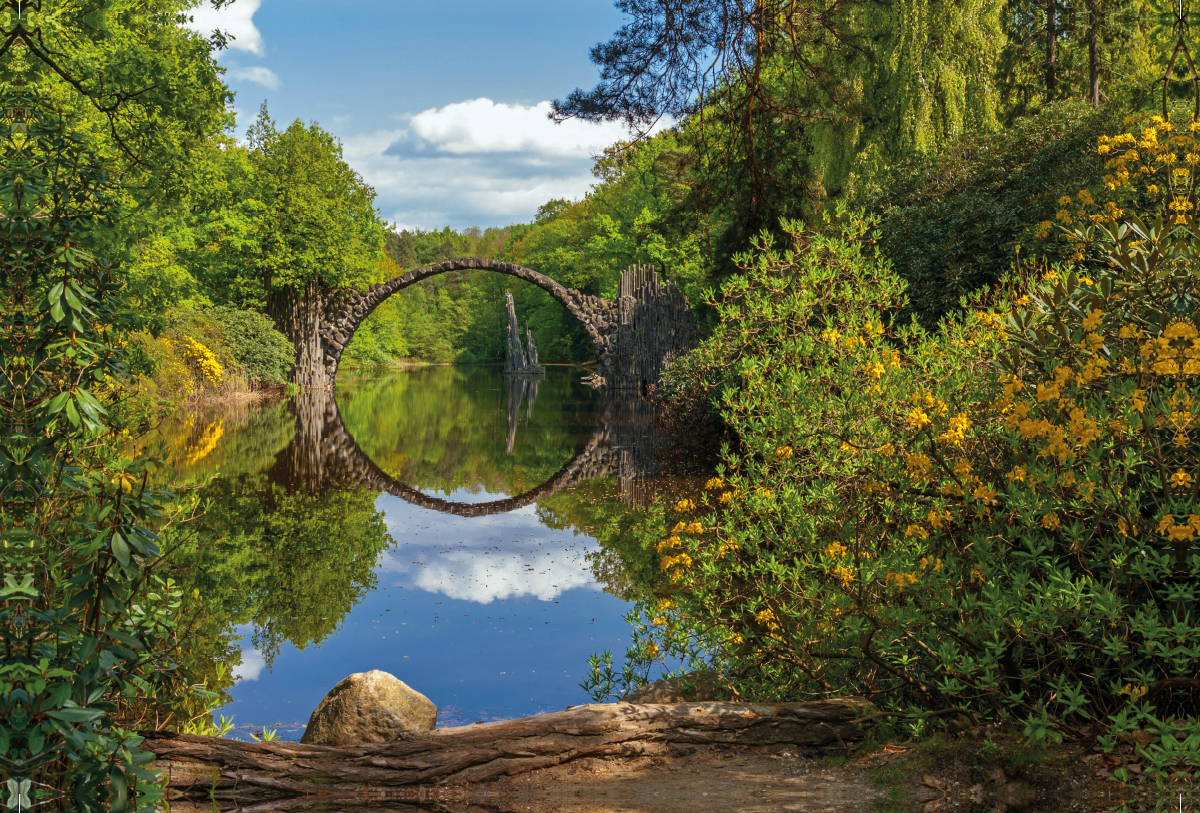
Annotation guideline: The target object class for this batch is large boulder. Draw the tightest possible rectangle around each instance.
[619,670,736,704]
[300,670,436,745]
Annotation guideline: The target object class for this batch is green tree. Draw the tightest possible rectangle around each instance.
[0,86,189,812]
[858,101,1119,327]
[998,0,1151,119]
[190,105,386,389]
[1,1,239,807]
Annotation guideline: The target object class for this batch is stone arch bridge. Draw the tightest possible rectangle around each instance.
[285,258,698,393]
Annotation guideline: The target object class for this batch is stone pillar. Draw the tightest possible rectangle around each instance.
[612,265,699,394]
[504,292,528,373]
[504,292,544,376]
[524,323,541,370]
[269,280,329,391]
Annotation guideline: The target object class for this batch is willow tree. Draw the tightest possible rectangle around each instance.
[553,0,1007,259]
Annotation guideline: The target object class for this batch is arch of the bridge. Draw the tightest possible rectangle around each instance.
[320,257,617,381]
[321,399,615,518]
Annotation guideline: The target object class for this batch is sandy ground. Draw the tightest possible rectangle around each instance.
[383,740,1145,813]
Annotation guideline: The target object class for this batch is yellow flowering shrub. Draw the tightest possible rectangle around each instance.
[597,206,1200,772]
[176,336,224,387]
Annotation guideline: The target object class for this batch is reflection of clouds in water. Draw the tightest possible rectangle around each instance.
[229,625,266,683]
[375,491,597,603]
[233,648,266,682]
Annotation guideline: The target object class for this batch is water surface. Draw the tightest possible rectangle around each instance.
[160,366,682,739]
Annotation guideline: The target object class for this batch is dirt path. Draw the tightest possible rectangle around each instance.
[470,743,884,813]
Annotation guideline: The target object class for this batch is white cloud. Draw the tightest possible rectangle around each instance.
[228,65,280,90]
[407,99,630,158]
[232,648,266,682]
[338,98,667,229]
[185,0,265,56]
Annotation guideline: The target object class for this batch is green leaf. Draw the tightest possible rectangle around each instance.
[65,398,81,428]
[46,391,71,414]
[109,766,129,813]
[46,706,104,723]
[105,630,145,651]
[111,534,131,568]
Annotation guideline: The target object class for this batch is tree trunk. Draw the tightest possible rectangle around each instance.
[268,280,328,391]
[1045,0,1057,102]
[144,700,872,809]
[1088,0,1100,107]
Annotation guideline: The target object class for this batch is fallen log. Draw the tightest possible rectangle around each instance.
[145,699,872,809]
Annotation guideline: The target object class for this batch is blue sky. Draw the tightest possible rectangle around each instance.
[187,0,643,230]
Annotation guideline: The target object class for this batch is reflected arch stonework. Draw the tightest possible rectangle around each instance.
[269,389,670,517]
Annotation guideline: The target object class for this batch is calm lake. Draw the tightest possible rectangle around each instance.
[156,365,701,739]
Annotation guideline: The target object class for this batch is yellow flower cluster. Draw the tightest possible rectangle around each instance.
[886,571,919,590]
[1155,513,1200,542]
[1041,116,1200,258]
[937,412,973,447]
[754,608,781,631]
[823,541,848,558]
[832,564,855,587]
[176,336,224,386]
[660,552,692,571]
[1139,320,1200,377]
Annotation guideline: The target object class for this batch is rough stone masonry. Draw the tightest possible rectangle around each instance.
[301,258,697,392]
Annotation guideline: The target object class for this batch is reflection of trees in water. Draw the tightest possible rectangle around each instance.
[274,384,683,519]
[144,399,295,481]
[156,372,713,705]
[170,473,391,667]
[334,367,591,497]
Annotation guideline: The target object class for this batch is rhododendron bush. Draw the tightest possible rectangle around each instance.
[586,198,1200,796]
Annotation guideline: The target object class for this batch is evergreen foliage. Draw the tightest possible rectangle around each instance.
[595,199,1200,791]
[0,87,190,812]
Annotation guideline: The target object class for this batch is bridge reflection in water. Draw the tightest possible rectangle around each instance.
[266,384,668,515]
